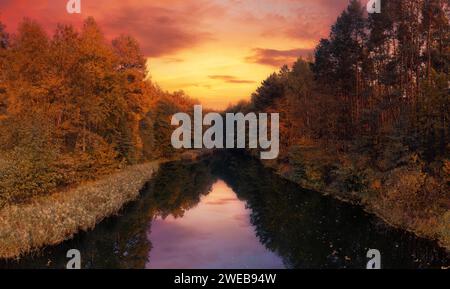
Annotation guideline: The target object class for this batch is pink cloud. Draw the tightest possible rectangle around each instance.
[0,0,224,56]
[230,0,350,41]
[0,0,352,57]
[245,48,312,67]
[103,4,217,56]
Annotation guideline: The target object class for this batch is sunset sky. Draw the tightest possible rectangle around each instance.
[0,0,351,109]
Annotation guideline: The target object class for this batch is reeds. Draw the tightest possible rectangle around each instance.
[0,161,160,259]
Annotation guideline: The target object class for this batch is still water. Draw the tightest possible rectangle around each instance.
[1,153,449,269]
[147,180,284,269]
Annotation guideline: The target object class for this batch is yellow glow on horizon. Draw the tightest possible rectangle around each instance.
[137,0,323,111]
[148,38,314,110]
[0,0,345,111]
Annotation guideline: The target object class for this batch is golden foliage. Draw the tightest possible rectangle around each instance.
[0,17,196,205]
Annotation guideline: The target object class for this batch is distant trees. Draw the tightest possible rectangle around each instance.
[0,17,196,204]
[0,20,7,49]
[0,20,8,116]
[232,1,449,234]
[247,0,449,161]
[0,0,448,204]
[141,91,198,159]
[251,70,287,111]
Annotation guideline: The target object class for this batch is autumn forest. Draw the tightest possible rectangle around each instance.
[0,16,200,204]
[0,0,449,264]
[232,0,449,249]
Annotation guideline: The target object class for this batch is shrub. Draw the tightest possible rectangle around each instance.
[0,139,63,204]
[287,145,306,182]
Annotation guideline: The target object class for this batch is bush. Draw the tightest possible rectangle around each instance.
[331,165,368,194]
[287,145,306,182]
[380,164,444,222]
[0,115,126,206]
[0,140,63,204]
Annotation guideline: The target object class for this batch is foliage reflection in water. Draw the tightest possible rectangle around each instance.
[0,152,449,269]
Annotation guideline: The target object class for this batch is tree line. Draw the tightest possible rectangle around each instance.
[239,0,449,161]
[229,0,449,231]
[0,17,197,204]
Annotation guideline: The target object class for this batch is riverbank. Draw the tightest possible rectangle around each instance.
[0,161,161,259]
[260,144,450,252]
[0,149,215,259]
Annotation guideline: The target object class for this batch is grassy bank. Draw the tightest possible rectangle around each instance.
[262,144,450,251]
[0,161,160,259]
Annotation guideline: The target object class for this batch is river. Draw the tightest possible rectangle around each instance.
[1,152,449,269]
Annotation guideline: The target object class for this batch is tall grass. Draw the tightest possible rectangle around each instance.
[0,161,160,259]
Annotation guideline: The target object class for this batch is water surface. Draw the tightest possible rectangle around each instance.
[0,153,449,269]
[147,180,284,269]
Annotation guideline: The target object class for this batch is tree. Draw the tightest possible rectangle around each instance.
[0,16,197,205]
[0,20,8,49]
[422,0,450,76]
[0,20,8,116]
[111,34,150,163]
[112,34,146,73]
[5,19,51,116]
[329,0,367,97]
[251,69,287,111]
[285,59,314,141]
[313,39,335,89]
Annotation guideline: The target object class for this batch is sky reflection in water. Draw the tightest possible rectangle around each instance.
[146,180,285,269]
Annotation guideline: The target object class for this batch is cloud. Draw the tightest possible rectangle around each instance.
[245,48,312,67]
[0,0,351,57]
[205,198,238,205]
[175,82,212,90]
[284,0,350,41]
[103,3,221,57]
[162,58,185,63]
[0,0,224,57]
[230,0,350,42]
[0,0,353,110]
[209,75,255,84]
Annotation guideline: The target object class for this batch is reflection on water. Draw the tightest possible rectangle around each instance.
[0,152,449,269]
[147,180,284,269]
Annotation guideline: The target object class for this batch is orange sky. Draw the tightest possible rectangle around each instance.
[0,0,350,109]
